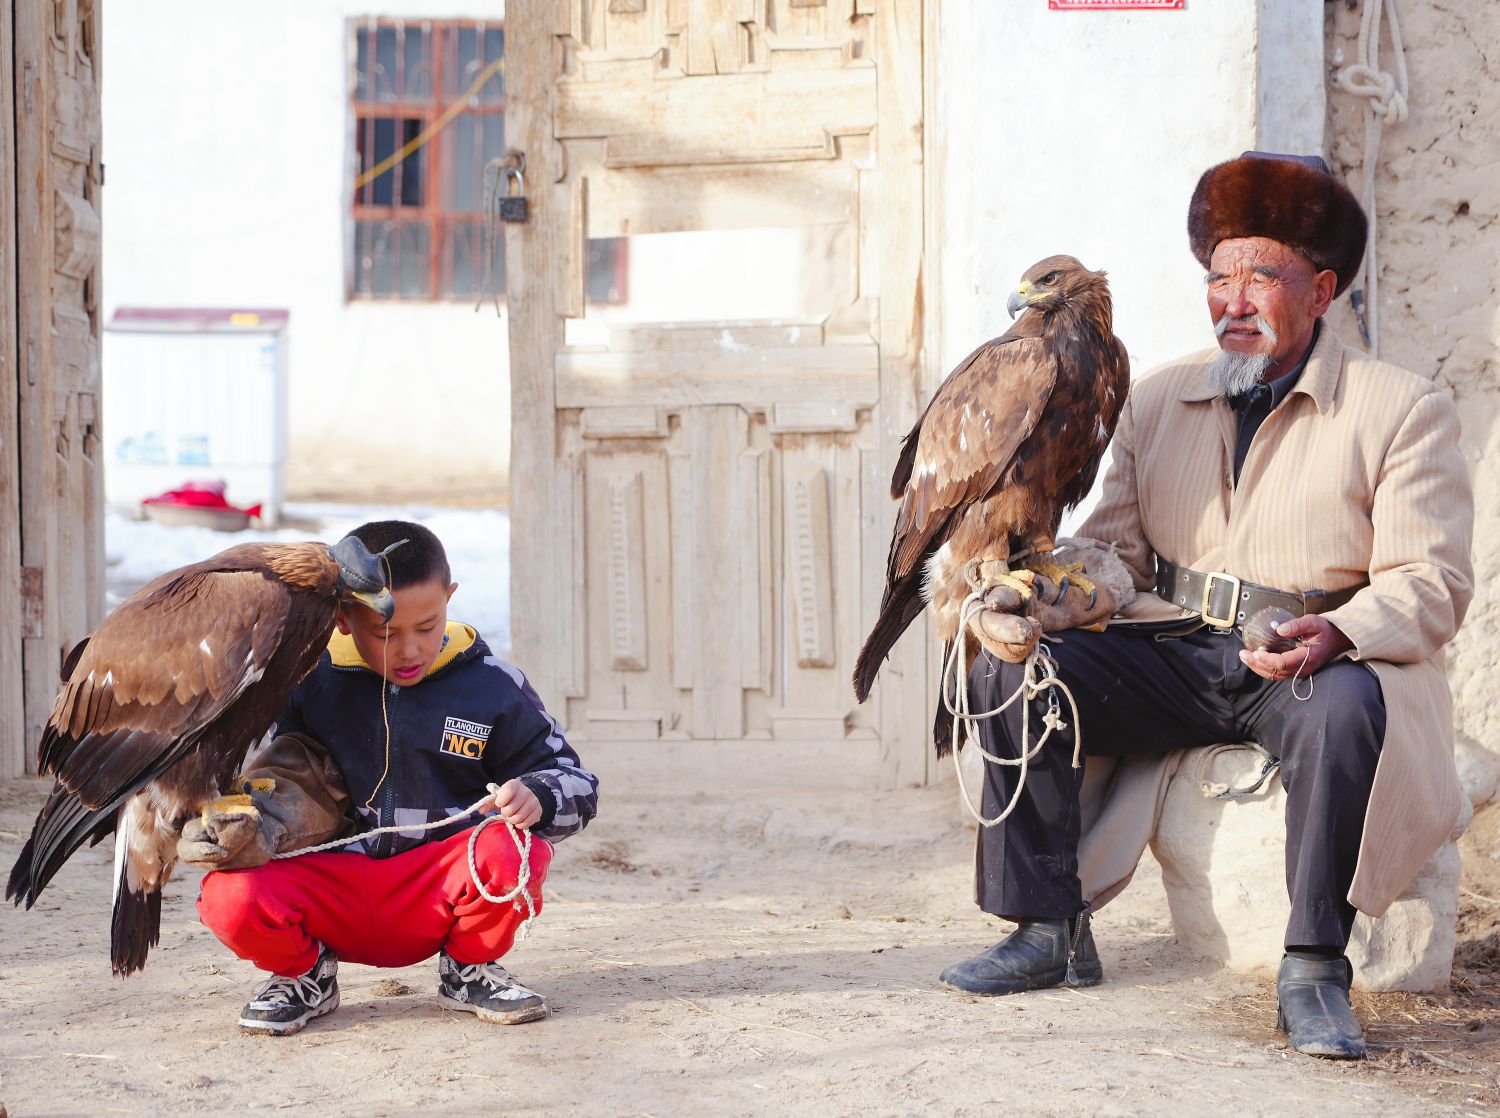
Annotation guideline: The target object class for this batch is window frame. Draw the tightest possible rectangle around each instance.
[345,16,627,307]
[347,17,508,304]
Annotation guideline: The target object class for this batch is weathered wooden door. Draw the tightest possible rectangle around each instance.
[506,1,931,784]
[1,0,104,776]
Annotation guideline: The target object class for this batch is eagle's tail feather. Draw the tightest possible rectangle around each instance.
[110,864,161,977]
[853,577,927,703]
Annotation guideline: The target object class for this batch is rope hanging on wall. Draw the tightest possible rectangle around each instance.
[1334,0,1409,357]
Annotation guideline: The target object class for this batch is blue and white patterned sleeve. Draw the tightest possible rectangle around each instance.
[488,656,599,841]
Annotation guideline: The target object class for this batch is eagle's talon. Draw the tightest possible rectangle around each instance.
[1026,559,1098,603]
[996,571,1035,601]
[202,793,260,823]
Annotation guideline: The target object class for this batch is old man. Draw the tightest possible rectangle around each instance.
[942,152,1474,1060]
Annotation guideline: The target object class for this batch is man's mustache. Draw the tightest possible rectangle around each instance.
[1215,313,1280,346]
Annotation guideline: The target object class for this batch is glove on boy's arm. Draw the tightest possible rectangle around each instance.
[177,732,353,872]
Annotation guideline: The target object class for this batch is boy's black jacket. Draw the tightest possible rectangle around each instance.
[274,622,598,856]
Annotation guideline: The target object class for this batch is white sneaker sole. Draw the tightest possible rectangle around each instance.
[239,989,341,1036]
[436,988,549,1025]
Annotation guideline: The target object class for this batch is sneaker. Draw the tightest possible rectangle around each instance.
[238,944,340,1036]
[436,950,549,1025]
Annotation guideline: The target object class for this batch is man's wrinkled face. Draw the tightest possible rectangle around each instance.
[1206,237,1336,380]
[337,576,457,687]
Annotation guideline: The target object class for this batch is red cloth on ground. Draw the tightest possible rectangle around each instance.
[197,822,552,977]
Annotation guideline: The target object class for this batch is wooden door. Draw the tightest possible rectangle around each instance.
[3,0,104,776]
[506,1,932,784]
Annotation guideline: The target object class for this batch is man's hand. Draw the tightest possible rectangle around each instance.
[1239,614,1353,682]
[490,779,543,830]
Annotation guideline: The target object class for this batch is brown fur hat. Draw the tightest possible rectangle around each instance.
[1188,152,1367,296]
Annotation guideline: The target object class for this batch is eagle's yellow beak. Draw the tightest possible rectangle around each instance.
[1007,283,1031,319]
[350,585,397,622]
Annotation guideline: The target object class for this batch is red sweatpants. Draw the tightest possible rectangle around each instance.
[197,823,552,977]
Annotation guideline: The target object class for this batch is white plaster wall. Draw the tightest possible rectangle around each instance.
[1257,0,1328,155]
[101,0,512,504]
[935,0,1323,528]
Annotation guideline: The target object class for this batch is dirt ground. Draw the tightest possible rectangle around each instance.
[3,759,1499,1118]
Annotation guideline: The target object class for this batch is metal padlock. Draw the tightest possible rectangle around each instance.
[499,167,528,223]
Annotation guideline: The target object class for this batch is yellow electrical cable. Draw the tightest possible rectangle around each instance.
[354,56,506,192]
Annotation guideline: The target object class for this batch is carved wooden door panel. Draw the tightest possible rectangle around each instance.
[6,0,104,775]
[507,1,931,781]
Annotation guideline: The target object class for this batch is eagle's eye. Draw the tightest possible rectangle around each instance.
[1041,271,1059,286]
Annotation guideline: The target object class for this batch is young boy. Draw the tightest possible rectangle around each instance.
[178,519,598,1036]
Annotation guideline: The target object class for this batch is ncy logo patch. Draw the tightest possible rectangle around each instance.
[440,715,492,760]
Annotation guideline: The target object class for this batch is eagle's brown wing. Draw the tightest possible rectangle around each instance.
[45,568,293,803]
[1054,333,1130,511]
[889,335,1057,587]
[11,568,296,907]
[853,336,1056,701]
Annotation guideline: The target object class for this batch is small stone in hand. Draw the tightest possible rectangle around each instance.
[1242,605,1300,654]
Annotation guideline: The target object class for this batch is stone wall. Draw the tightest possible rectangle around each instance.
[1324,1,1500,797]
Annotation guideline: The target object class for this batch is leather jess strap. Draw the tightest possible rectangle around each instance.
[1153,559,1364,631]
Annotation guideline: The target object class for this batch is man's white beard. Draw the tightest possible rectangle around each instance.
[1208,313,1279,397]
[1206,349,1275,398]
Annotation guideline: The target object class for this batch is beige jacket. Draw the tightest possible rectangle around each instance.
[1075,324,1474,917]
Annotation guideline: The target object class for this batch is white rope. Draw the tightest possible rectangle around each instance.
[941,591,1084,829]
[1334,0,1409,356]
[273,782,539,941]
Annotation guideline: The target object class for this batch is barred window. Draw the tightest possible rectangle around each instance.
[349,19,625,303]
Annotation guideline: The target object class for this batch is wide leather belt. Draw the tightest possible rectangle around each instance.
[1154,559,1364,631]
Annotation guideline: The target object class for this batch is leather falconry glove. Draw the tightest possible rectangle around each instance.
[177,778,281,871]
[967,539,1135,664]
[176,731,356,872]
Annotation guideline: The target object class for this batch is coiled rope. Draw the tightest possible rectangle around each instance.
[941,590,1084,828]
[1334,0,1409,356]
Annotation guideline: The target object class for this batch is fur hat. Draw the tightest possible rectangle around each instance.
[1188,152,1367,296]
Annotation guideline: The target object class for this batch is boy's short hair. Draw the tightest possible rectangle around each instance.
[346,520,451,590]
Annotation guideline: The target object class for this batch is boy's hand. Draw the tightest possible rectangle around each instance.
[490,779,543,830]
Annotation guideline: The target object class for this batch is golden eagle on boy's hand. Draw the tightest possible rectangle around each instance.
[6,537,399,975]
[853,254,1129,703]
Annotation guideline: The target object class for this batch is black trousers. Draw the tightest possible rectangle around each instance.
[967,625,1385,951]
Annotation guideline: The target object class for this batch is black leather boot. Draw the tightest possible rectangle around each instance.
[1276,954,1367,1059]
[940,908,1103,996]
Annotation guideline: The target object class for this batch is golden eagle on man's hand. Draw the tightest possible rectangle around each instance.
[853,254,1130,704]
[7,538,399,975]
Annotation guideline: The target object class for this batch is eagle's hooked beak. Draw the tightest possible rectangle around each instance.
[350,585,397,622]
[1007,283,1031,319]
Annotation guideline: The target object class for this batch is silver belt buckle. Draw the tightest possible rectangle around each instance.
[1200,571,1241,630]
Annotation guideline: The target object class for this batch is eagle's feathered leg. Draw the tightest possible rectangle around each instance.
[926,494,1050,643]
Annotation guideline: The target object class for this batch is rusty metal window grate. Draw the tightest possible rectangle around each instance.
[349,18,625,304]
